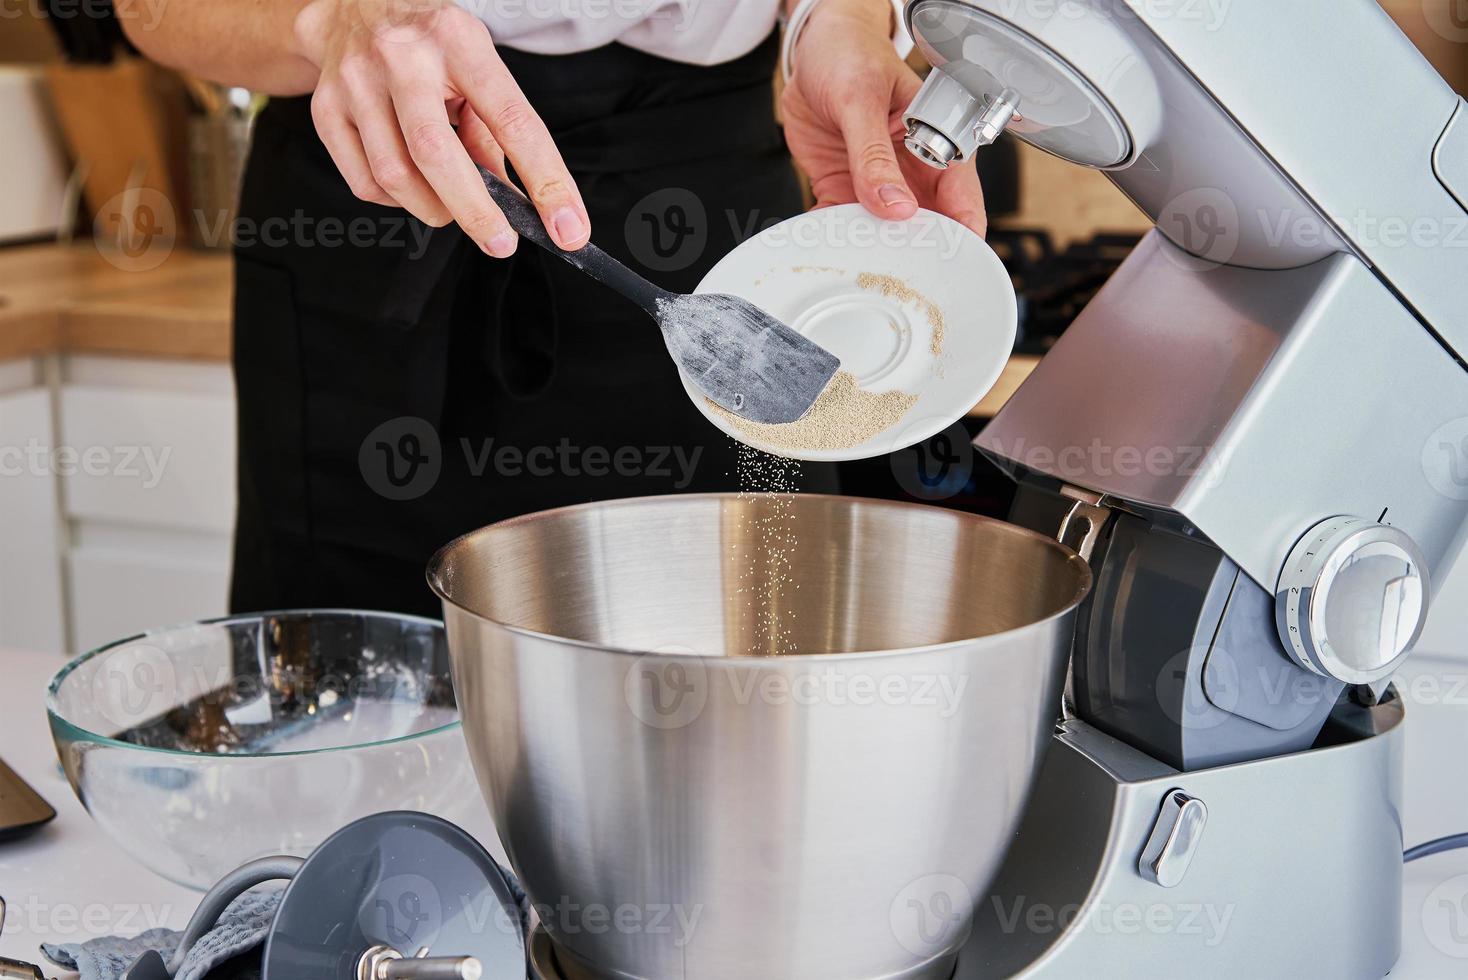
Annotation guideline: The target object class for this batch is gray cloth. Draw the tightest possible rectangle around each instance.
[41,891,280,980]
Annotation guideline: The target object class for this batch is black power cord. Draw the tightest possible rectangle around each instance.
[1405,833,1468,863]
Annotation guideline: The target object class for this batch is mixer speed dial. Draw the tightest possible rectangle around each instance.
[1275,517,1430,685]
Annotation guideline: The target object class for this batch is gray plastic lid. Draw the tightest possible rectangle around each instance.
[263,811,525,979]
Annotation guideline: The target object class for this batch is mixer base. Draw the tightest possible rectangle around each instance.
[956,699,1405,978]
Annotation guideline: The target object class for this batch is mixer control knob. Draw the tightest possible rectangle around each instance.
[1275,517,1430,684]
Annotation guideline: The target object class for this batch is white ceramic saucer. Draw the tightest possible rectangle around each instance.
[680,204,1017,462]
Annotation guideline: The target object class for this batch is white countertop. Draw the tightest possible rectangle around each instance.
[1,646,1465,977]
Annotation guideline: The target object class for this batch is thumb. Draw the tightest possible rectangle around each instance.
[838,88,918,221]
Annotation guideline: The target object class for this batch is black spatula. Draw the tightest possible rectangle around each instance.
[478,168,840,424]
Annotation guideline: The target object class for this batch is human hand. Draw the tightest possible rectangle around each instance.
[780,0,987,235]
[293,0,590,256]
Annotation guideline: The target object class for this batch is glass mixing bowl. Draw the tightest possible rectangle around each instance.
[47,610,481,890]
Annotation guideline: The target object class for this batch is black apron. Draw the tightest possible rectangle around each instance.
[230,32,835,618]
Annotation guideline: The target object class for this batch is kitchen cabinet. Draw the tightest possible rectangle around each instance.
[0,243,235,656]
[0,358,66,653]
[58,356,236,653]
[0,351,236,656]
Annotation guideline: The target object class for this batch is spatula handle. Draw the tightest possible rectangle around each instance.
[478,167,667,316]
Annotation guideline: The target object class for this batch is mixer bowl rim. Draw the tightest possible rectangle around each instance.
[46,607,464,759]
[426,492,1093,663]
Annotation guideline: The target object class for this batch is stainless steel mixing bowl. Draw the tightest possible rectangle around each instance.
[429,494,1090,980]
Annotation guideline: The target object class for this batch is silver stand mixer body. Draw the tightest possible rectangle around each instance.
[901,0,1467,975]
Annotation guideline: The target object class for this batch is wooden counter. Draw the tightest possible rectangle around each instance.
[0,240,233,362]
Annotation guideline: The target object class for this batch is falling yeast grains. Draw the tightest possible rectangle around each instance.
[717,269,949,652]
[731,445,801,656]
[712,371,917,454]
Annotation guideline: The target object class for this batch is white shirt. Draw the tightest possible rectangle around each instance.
[457,0,784,66]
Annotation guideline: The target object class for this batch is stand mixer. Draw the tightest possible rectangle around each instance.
[901,0,1468,975]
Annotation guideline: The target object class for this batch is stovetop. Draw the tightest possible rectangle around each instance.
[986,229,1141,355]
